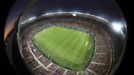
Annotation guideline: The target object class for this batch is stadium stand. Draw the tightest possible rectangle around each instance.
[19,14,113,75]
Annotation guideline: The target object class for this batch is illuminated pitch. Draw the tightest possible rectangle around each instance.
[32,26,95,71]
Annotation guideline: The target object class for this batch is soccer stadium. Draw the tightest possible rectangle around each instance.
[16,12,118,75]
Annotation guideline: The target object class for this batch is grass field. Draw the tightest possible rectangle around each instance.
[32,26,95,71]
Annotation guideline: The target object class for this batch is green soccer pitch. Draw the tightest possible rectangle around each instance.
[32,26,95,71]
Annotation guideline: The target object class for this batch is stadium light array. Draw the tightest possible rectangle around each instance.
[111,21,124,35]
[42,11,109,22]
[28,16,36,21]
[72,13,76,16]
[21,16,36,24]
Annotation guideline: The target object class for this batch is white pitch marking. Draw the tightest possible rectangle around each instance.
[85,41,89,47]
[27,41,49,71]
[91,62,106,65]
[87,69,99,75]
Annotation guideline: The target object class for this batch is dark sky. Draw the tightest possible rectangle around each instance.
[9,0,124,20]
[24,0,124,20]
[4,0,126,40]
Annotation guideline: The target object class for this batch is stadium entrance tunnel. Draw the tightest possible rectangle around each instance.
[5,12,127,75]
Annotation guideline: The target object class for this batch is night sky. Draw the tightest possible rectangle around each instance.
[4,0,126,40]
